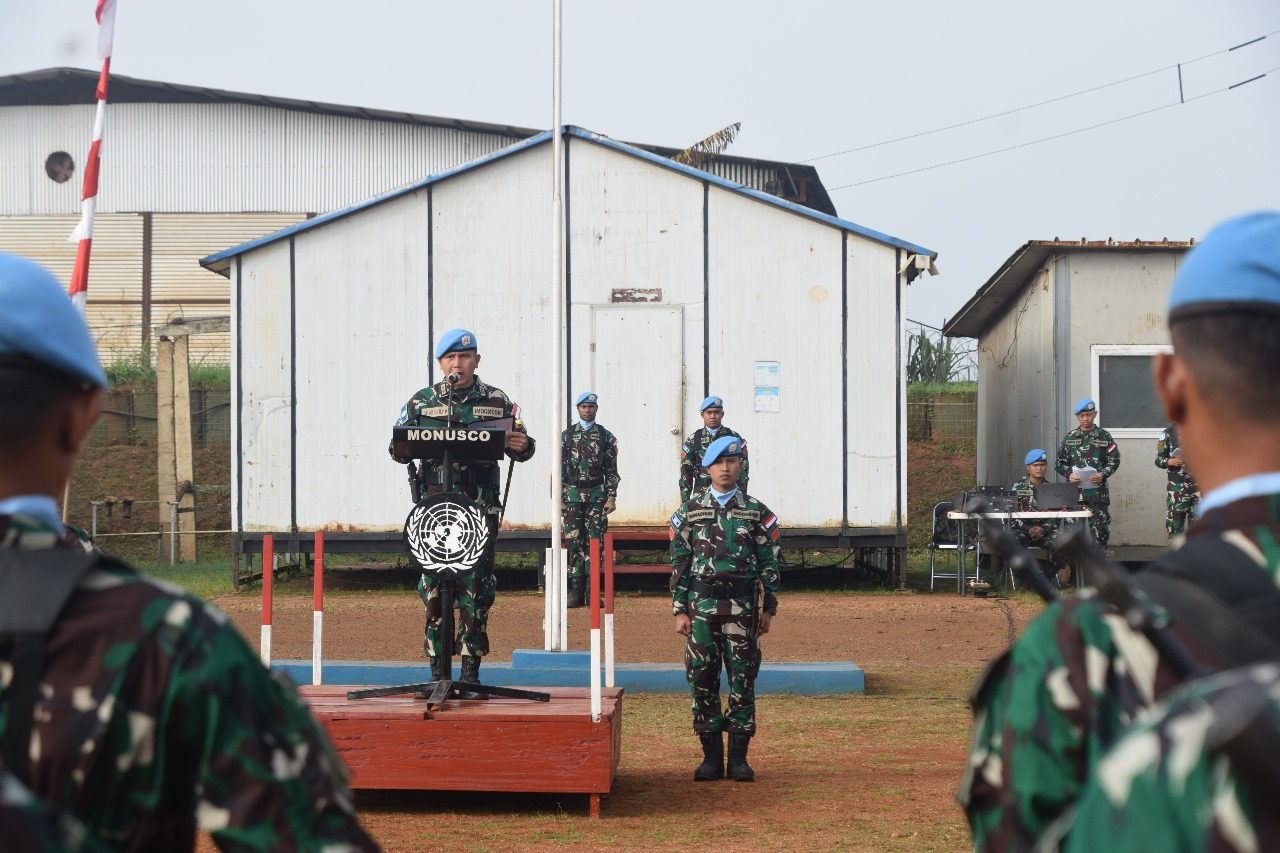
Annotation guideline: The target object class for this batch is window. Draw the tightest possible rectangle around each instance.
[1090,344,1172,437]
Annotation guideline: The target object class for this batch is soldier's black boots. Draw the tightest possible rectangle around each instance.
[727,733,755,782]
[567,577,586,608]
[458,655,487,700]
[428,656,446,681]
[693,732,725,781]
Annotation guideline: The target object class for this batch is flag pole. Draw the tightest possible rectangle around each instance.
[547,0,566,650]
[64,0,118,524]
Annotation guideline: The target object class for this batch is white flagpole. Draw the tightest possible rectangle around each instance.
[547,0,567,651]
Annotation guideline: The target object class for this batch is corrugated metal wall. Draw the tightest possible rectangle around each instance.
[0,103,522,215]
[234,138,913,533]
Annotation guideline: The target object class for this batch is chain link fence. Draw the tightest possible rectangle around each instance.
[907,392,976,445]
[86,384,231,449]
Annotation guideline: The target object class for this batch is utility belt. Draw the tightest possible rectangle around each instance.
[430,465,500,487]
[572,476,605,488]
[691,578,755,600]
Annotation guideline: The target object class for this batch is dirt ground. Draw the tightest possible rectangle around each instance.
[213,589,1038,670]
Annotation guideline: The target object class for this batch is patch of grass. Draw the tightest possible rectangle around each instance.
[133,559,235,600]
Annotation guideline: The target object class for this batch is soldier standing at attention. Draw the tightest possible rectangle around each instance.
[1010,448,1068,579]
[1055,398,1120,551]
[561,391,620,608]
[1155,423,1199,538]
[0,253,378,850]
[959,212,1280,851]
[671,436,780,783]
[391,328,535,689]
[679,396,749,503]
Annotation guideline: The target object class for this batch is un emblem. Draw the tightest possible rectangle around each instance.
[404,493,491,578]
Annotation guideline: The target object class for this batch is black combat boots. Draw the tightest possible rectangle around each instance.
[693,732,725,781]
[428,656,446,682]
[567,577,586,608]
[727,733,755,782]
[458,655,486,700]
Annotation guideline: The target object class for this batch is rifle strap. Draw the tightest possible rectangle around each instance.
[1135,536,1280,668]
[0,549,104,784]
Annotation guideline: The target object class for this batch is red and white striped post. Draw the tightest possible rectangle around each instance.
[68,0,118,314]
[312,531,325,685]
[604,535,615,688]
[589,537,602,721]
[260,534,274,667]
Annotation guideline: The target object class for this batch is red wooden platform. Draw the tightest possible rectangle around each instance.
[301,686,623,816]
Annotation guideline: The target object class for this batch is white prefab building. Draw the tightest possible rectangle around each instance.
[203,127,937,566]
[943,239,1193,559]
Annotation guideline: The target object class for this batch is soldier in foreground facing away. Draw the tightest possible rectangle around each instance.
[679,396,749,503]
[391,327,535,688]
[1009,448,1069,579]
[1055,397,1120,551]
[671,436,780,783]
[561,392,620,608]
[1155,422,1200,539]
[0,252,378,851]
[958,211,1280,852]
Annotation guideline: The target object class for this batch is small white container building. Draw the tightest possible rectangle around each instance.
[943,238,1193,559]
[203,127,937,578]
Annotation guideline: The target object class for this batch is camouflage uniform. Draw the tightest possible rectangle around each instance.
[1155,424,1199,538]
[670,491,780,735]
[1055,426,1120,547]
[957,491,1280,851]
[1009,475,1067,572]
[1054,661,1280,853]
[560,423,620,581]
[0,761,109,853]
[392,376,535,658]
[680,427,749,503]
[0,512,377,851]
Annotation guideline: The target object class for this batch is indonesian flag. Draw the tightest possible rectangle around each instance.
[68,0,118,314]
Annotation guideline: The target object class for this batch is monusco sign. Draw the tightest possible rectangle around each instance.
[405,428,494,443]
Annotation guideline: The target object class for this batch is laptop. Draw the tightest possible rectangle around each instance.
[1033,482,1080,510]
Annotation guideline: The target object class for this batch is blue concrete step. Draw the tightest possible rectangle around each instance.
[275,651,863,695]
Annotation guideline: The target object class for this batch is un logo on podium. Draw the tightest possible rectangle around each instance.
[404,492,491,578]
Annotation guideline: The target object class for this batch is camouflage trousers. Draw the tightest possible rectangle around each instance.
[562,500,608,581]
[1167,485,1199,537]
[1083,500,1111,548]
[683,591,762,736]
[1012,524,1068,572]
[418,515,499,658]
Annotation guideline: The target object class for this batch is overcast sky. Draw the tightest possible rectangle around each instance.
[3,0,1278,330]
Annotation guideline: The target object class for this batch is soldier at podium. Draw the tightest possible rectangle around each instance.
[391,327,535,689]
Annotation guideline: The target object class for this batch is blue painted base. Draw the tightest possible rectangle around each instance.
[276,650,863,695]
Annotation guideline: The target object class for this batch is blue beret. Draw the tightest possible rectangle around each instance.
[702,435,743,467]
[1024,449,1047,465]
[0,253,107,388]
[1169,212,1280,321]
[1074,398,1097,415]
[575,392,598,406]
[434,328,478,359]
[700,396,724,412]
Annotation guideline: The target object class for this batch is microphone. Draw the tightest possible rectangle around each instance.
[447,372,461,385]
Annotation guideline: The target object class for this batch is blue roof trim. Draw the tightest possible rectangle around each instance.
[202,125,935,270]
[566,127,937,258]
[200,130,555,269]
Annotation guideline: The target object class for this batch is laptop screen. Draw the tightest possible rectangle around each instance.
[1033,482,1080,509]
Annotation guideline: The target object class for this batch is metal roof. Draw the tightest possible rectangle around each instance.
[942,238,1195,339]
[1,67,835,215]
[199,126,936,276]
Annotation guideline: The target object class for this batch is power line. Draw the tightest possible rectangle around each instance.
[799,28,1279,164]
[825,66,1277,192]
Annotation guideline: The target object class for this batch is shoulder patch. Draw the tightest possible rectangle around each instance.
[670,511,683,529]
[762,512,778,529]
[687,509,716,522]
[397,404,409,425]
[682,443,690,453]
[1158,432,1167,441]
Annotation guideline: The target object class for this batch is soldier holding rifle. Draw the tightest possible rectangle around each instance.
[959,212,1280,850]
[670,436,780,783]
[391,328,535,689]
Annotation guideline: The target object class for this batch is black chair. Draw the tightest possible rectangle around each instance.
[928,501,981,591]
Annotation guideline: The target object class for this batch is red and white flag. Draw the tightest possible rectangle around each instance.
[68,0,118,314]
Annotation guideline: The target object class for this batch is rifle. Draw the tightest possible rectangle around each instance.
[960,496,1280,803]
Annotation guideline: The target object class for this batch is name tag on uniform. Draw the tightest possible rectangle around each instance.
[1066,439,1081,446]
[730,509,760,520]
[687,509,716,522]
[422,405,449,417]
[473,405,506,419]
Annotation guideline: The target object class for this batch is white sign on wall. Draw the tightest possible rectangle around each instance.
[754,361,780,412]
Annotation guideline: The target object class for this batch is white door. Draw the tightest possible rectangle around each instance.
[592,306,684,523]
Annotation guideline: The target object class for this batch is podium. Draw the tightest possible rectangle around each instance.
[348,417,549,708]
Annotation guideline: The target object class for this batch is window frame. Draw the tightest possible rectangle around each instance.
[1090,344,1173,439]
